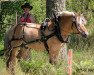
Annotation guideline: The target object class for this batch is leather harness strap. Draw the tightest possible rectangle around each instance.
[53,14,69,43]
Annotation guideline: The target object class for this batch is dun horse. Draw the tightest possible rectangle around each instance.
[4,11,88,75]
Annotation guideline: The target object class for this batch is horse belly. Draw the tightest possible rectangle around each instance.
[26,42,45,51]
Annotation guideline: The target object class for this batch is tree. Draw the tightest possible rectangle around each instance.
[46,0,66,18]
[46,0,67,61]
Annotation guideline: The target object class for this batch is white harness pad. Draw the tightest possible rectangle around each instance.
[58,11,75,16]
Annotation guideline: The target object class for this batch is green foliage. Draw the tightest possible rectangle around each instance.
[0,37,4,51]
[20,50,67,75]
[72,51,94,75]
[1,1,23,15]
[20,50,49,73]
[28,0,46,23]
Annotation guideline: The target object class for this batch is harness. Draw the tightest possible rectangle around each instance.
[7,13,77,54]
[53,13,69,43]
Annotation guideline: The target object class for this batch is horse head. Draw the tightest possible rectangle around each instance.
[72,13,88,38]
[58,11,88,38]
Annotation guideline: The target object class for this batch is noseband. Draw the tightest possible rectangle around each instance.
[72,15,82,34]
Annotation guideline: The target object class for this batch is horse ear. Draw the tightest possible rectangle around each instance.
[81,14,83,16]
[76,12,81,16]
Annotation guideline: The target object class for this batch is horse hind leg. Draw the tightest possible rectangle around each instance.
[6,47,19,75]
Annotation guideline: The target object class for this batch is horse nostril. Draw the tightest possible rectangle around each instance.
[82,32,88,38]
[84,34,87,38]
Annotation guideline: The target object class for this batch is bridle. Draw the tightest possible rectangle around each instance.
[71,15,84,35]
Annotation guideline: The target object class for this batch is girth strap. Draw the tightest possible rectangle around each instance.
[43,41,49,53]
[40,18,51,53]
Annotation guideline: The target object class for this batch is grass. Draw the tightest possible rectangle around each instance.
[0,48,94,75]
[72,50,94,75]
[19,50,67,75]
[0,50,67,75]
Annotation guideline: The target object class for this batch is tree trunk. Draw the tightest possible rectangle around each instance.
[46,0,66,18]
[46,0,67,61]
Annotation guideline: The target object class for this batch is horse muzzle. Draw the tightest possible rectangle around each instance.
[81,32,89,38]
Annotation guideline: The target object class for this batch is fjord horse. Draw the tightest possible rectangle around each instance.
[4,11,88,75]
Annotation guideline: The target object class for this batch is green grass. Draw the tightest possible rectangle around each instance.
[72,50,94,75]
[20,50,67,75]
[0,49,94,75]
[0,50,67,75]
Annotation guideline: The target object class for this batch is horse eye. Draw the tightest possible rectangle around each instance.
[81,19,84,23]
[81,19,86,25]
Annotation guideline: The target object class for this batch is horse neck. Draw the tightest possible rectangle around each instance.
[60,16,73,36]
[47,16,73,37]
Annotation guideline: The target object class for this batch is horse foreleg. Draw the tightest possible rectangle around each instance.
[6,47,19,75]
[17,47,31,61]
[49,47,59,64]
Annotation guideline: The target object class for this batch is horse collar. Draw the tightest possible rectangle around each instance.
[54,15,69,43]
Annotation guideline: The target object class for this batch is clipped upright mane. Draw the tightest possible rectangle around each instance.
[58,11,75,16]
